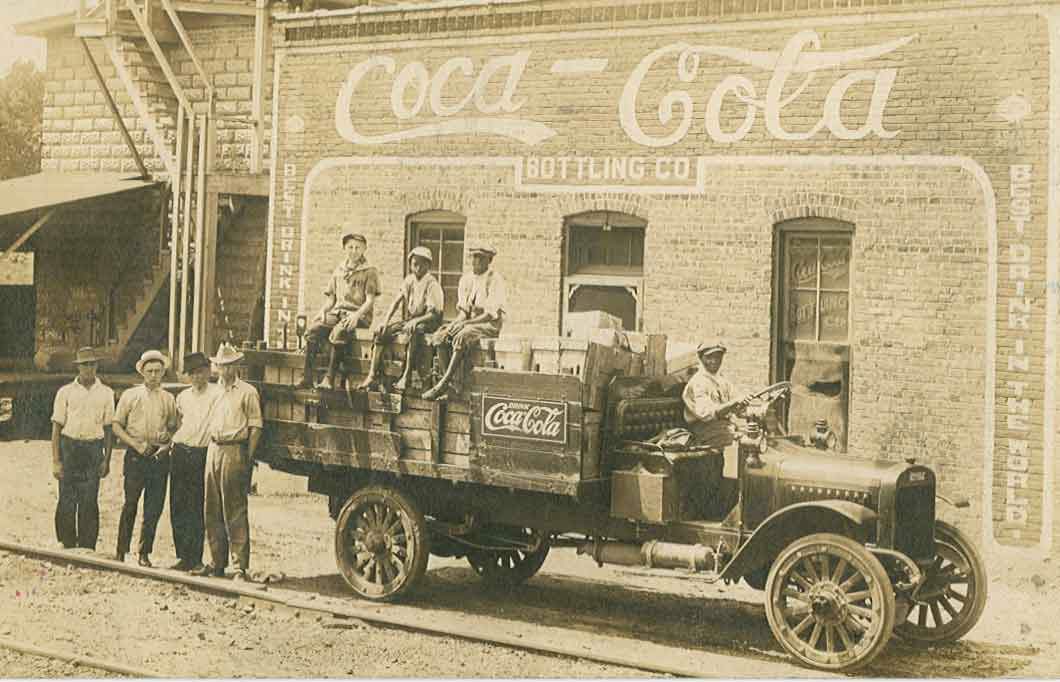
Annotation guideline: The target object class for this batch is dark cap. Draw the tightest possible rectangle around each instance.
[183,352,210,373]
[341,232,367,247]
[73,347,101,365]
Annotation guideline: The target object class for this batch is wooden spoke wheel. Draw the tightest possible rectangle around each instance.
[466,528,550,587]
[334,485,429,602]
[896,520,987,643]
[765,533,896,672]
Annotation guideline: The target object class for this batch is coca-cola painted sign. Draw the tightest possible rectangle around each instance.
[335,30,915,148]
[481,395,568,445]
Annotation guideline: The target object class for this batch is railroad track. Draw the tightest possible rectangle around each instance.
[0,538,821,679]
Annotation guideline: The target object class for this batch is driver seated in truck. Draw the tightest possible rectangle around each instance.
[358,246,444,392]
[682,342,750,450]
[421,243,506,401]
[297,231,380,391]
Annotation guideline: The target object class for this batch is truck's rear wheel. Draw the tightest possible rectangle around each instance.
[895,520,987,643]
[466,527,550,586]
[765,533,895,672]
[334,484,429,601]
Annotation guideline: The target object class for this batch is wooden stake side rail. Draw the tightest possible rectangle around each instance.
[245,348,609,499]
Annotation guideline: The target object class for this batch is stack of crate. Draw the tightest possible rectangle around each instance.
[479,333,665,410]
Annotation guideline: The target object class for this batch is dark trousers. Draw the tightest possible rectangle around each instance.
[169,443,207,565]
[54,437,102,549]
[117,449,170,556]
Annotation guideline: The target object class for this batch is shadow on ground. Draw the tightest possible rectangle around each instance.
[277,565,1036,678]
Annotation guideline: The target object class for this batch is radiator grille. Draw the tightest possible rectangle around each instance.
[894,471,935,560]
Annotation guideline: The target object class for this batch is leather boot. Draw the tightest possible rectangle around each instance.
[296,340,318,389]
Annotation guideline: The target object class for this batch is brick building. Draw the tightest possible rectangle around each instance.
[7,0,1060,563]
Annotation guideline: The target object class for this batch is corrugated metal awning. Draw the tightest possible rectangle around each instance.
[0,172,158,220]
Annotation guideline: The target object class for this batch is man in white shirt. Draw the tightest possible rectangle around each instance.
[112,349,178,566]
[51,347,114,550]
[359,246,444,392]
[168,352,222,573]
[194,343,262,582]
[422,243,506,400]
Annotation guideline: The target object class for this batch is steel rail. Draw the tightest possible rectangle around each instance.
[0,539,821,679]
[0,637,165,677]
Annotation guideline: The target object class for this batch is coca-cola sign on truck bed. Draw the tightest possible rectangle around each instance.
[481,395,568,445]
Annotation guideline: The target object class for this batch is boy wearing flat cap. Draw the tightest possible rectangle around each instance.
[422,242,506,400]
[113,349,178,566]
[359,245,444,392]
[682,342,749,450]
[297,230,381,390]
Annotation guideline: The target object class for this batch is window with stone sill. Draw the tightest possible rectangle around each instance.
[562,211,646,334]
[772,217,853,451]
[406,210,465,320]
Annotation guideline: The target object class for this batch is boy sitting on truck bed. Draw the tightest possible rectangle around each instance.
[359,246,444,392]
[421,243,506,401]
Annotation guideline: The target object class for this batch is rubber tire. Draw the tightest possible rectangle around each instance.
[895,520,988,643]
[334,484,430,602]
[466,529,550,587]
[765,533,896,672]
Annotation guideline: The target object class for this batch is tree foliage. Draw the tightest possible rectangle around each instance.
[0,60,44,181]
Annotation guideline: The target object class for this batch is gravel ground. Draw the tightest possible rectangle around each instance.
[0,648,128,678]
[0,439,1058,678]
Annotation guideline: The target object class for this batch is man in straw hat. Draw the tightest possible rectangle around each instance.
[113,349,178,566]
[682,342,750,450]
[167,352,222,573]
[358,245,444,392]
[296,230,381,391]
[50,347,115,551]
[194,343,262,582]
[422,242,506,401]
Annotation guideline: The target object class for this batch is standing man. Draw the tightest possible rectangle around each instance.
[113,349,178,567]
[421,243,506,400]
[168,352,221,572]
[51,347,114,551]
[358,246,444,392]
[296,231,380,390]
[682,342,749,450]
[195,343,262,582]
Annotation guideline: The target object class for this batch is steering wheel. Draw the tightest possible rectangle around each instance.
[737,381,793,413]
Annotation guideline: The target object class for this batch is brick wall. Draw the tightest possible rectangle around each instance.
[270,3,1056,556]
[41,13,273,175]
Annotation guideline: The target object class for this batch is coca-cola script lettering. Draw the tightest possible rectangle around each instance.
[482,395,568,444]
[334,31,915,148]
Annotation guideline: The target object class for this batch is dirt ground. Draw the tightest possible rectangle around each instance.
[0,439,1058,678]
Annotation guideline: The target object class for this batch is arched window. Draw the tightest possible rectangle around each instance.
[773,217,853,450]
[563,211,646,333]
[406,210,465,320]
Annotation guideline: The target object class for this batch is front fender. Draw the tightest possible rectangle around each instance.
[721,501,878,581]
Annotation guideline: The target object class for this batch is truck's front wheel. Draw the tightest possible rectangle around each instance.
[334,484,430,602]
[765,533,895,672]
[895,520,987,643]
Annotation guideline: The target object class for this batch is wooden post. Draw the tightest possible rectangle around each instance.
[168,105,184,366]
[646,334,668,377]
[178,113,195,368]
[191,115,207,352]
[80,38,149,180]
[250,0,268,174]
[200,115,219,355]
